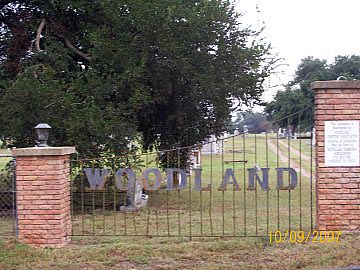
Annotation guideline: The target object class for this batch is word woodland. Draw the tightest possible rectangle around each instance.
[83,167,298,191]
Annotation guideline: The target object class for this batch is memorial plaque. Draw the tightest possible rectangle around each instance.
[325,121,359,167]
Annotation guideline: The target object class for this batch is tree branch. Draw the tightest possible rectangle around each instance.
[64,39,91,61]
[34,18,46,52]
[48,18,91,62]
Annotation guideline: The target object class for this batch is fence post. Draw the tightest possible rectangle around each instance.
[12,147,75,247]
[313,80,360,231]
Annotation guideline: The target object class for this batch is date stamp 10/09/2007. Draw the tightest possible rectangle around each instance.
[268,230,341,244]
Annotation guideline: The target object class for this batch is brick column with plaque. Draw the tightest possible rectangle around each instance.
[12,147,76,247]
[313,81,360,231]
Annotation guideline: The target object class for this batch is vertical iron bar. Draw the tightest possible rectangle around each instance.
[113,157,117,236]
[310,111,314,231]
[276,130,280,230]
[189,149,193,240]
[12,157,18,238]
[243,132,247,236]
[265,132,269,234]
[70,160,75,236]
[232,135,236,236]
[123,158,128,236]
[166,151,170,236]
[92,190,95,235]
[155,153,159,236]
[209,141,213,235]
[255,133,258,235]
[102,163,106,235]
[288,117,291,231]
[221,139,225,236]
[92,160,95,235]
[299,112,303,231]
[132,156,137,235]
[146,153,151,236]
[81,160,84,235]
[70,160,75,235]
[200,177,203,236]
[177,149,181,236]
[199,146,203,236]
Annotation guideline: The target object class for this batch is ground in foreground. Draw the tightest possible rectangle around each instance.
[0,233,359,270]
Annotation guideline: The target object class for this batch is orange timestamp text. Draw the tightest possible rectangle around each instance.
[268,230,341,244]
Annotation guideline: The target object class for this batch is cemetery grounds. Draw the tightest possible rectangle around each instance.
[0,135,359,270]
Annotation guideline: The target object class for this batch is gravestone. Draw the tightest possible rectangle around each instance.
[120,180,147,211]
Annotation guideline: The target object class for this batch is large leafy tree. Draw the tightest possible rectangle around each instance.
[265,55,360,129]
[264,87,311,128]
[0,0,273,157]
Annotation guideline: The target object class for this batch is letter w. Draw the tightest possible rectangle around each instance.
[83,168,110,190]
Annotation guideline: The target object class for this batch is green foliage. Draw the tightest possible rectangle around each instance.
[290,57,331,101]
[331,55,360,80]
[265,55,360,129]
[264,87,312,129]
[231,110,269,134]
[0,0,274,158]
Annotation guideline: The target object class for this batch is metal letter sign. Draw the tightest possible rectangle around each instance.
[325,121,360,167]
[83,168,110,190]
[218,168,240,191]
[276,168,297,190]
[142,169,162,191]
[83,167,299,191]
[247,167,270,191]
[193,168,211,191]
[166,168,188,190]
[115,168,136,191]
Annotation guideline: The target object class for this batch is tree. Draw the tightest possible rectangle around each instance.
[265,55,360,129]
[289,57,331,101]
[330,55,360,80]
[0,1,274,158]
[264,87,311,129]
[232,110,269,134]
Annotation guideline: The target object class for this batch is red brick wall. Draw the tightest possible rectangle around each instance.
[13,147,74,247]
[313,81,360,231]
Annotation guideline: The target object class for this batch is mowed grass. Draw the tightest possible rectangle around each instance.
[1,233,360,270]
[1,135,360,269]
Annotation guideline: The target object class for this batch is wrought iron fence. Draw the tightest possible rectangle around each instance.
[0,155,17,239]
[70,108,315,238]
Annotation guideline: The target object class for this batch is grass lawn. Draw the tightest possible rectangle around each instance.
[0,233,359,270]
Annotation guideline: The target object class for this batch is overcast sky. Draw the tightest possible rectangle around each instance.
[236,0,360,101]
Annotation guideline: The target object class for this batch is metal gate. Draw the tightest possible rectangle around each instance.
[0,156,17,240]
[70,108,315,238]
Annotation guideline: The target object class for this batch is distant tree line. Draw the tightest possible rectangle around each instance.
[265,55,360,130]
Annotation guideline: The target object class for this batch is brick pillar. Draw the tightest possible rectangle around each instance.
[12,147,76,247]
[312,81,360,231]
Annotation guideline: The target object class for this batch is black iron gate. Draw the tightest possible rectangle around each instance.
[0,156,17,240]
[70,108,315,238]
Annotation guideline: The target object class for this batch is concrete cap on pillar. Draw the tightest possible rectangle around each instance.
[12,146,76,157]
[312,80,360,89]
